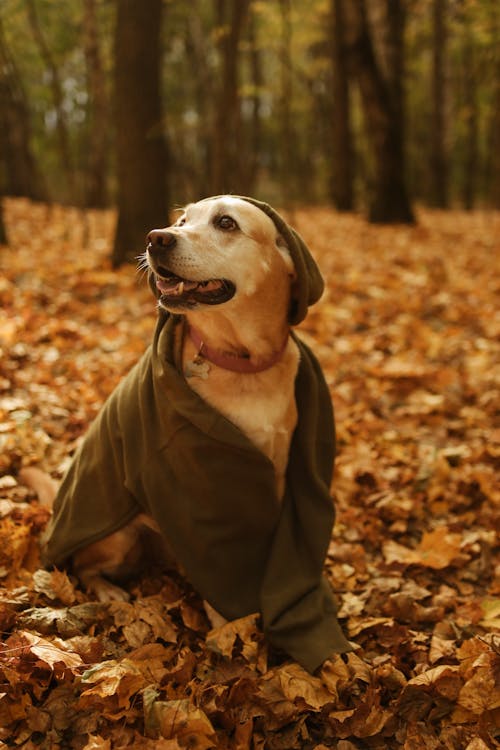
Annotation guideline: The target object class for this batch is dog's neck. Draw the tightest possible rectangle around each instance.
[187,324,289,374]
[183,266,292,370]
[185,305,290,368]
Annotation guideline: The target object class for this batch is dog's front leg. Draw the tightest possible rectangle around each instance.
[72,515,154,602]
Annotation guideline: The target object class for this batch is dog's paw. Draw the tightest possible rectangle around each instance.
[19,467,58,506]
[203,600,228,629]
[84,576,131,603]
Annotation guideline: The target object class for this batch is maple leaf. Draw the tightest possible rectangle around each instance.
[383,528,466,569]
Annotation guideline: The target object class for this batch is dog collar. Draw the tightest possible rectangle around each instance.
[187,325,289,374]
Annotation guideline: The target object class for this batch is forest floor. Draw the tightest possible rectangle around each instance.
[0,198,499,750]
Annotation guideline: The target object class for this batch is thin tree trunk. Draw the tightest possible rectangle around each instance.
[25,0,76,201]
[484,4,500,208]
[279,0,295,202]
[461,19,478,210]
[430,0,448,207]
[488,63,500,209]
[112,0,169,267]
[210,0,251,194]
[330,0,354,210]
[185,1,215,198]
[0,18,47,201]
[0,199,7,244]
[82,0,108,208]
[242,10,261,195]
[345,0,414,223]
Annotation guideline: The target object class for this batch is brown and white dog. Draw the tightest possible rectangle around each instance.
[22,196,300,607]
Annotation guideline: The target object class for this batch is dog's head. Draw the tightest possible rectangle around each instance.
[144,195,324,325]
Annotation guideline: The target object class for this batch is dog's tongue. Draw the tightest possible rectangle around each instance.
[156,277,223,297]
[156,278,197,296]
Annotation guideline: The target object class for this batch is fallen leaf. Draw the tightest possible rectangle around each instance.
[383,528,466,569]
[20,630,83,671]
[144,695,216,748]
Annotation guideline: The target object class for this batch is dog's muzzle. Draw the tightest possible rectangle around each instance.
[146,229,236,309]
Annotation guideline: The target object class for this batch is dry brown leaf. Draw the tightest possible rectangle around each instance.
[81,736,111,750]
[144,695,216,748]
[464,739,493,750]
[48,569,78,605]
[270,662,335,710]
[206,613,263,666]
[20,630,83,671]
[79,659,147,716]
[383,528,465,569]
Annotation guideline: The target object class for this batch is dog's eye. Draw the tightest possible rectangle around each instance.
[216,215,238,231]
[175,217,186,227]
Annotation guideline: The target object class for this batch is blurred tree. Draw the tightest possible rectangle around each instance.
[345,0,414,223]
[0,199,6,244]
[245,12,263,194]
[460,10,478,210]
[25,0,75,201]
[82,0,108,208]
[0,17,47,201]
[278,0,295,201]
[329,0,354,210]
[210,0,251,194]
[183,1,215,198]
[487,8,500,208]
[112,0,169,267]
[430,0,448,207]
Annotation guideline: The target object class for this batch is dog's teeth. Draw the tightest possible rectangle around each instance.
[178,281,184,295]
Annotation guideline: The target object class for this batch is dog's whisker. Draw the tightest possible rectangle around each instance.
[136,252,150,275]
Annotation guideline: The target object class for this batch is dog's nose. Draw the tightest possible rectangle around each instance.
[146,229,177,250]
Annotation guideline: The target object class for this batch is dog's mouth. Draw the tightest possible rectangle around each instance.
[153,267,236,308]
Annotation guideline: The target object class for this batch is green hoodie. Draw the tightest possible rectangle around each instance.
[41,197,352,672]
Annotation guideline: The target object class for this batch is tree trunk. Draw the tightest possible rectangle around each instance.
[487,62,500,209]
[25,0,76,202]
[0,199,7,244]
[429,0,448,207]
[210,0,251,194]
[330,0,354,210]
[0,18,47,201]
[345,0,414,223]
[112,0,169,267]
[82,0,109,208]
[241,10,261,195]
[278,0,295,202]
[185,1,215,199]
[461,19,478,210]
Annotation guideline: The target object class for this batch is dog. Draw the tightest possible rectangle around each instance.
[21,196,352,671]
[23,196,299,602]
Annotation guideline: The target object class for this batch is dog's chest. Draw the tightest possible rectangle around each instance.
[182,339,299,498]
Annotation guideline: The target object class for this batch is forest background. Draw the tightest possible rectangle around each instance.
[1,0,500,260]
[0,1,499,749]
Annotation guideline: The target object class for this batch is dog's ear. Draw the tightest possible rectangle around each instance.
[216,195,325,324]
[276,235,297,279]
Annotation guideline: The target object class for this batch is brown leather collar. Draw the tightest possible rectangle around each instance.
[188,325,289,374]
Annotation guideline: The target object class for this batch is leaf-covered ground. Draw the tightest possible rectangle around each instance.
[0,198,499,749]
